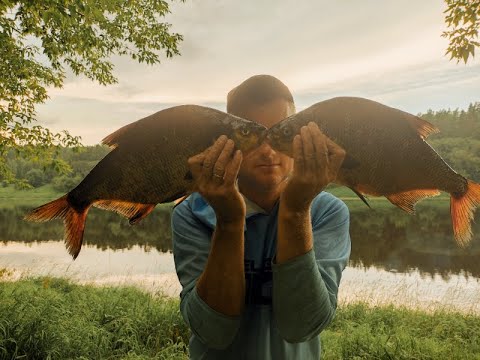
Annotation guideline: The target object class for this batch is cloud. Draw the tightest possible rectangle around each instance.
[37,0,479,144]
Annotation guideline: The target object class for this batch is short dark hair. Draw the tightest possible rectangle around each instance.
[227,75,295,119]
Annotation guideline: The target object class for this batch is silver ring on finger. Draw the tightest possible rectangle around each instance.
[213,173,224,180]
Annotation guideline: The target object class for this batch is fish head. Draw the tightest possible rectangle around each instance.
[226,117,268,153]
[266,118,302,157]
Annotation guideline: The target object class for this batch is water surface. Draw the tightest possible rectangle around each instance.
[1,201,479,313]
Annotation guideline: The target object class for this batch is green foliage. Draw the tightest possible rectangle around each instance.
[443,0,480,63]
[0,0,184,185]
[419,102,480,181]
[0,277,189,359]
[1,144,109,187]
[52,174,82,192]
[24,168,46,187]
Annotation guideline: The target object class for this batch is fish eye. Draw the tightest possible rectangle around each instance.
[282,127,292,136]
[240,128,251,136]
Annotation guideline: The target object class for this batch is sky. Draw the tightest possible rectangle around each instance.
[36,0,480,145]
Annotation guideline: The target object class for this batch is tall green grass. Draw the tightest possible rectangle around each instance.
[0,185,63,208]
[0,277,189,359]
[1,276,479,359]
[322,303,480,360]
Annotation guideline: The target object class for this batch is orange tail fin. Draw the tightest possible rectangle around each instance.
[24,195,88,259]
[451,180,480,247]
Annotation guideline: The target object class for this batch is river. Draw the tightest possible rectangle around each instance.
[1,200,479,314]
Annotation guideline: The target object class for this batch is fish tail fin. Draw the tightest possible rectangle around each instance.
[450,180,480,247]
[24,195,88,259]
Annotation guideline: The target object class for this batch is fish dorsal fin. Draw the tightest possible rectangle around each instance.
[387,189,441,214]
[93,200,156,224]
[406,116,440,140]
[102,122,138,148]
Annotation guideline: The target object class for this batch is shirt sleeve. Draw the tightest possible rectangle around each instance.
[272,195,351,343]
[172,201,242,349]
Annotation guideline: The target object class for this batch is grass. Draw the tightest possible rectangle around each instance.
[0,185,63,208]
[0,276,189,359]
[0,276,479,359]
[0,184,452,209]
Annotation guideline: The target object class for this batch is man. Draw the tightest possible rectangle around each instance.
[172,75,351,359]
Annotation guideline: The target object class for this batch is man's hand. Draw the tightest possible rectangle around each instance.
[280,122,346,213]
[188,135,246,224]
[189,135,247,316]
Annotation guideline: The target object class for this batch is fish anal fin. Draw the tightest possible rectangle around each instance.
[407,116,440,140]
[94,200,156,224]
[450,180,480,247]
[387,189,441,214]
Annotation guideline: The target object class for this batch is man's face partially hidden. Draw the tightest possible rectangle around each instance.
[238,99,294,194]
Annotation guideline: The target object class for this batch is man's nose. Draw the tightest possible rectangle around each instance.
[257,140,276,155]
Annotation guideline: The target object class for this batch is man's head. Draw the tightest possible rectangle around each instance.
[227,75,295,197]
[227,75,296,122]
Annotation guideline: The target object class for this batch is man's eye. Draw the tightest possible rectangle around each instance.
[240,128,250,136]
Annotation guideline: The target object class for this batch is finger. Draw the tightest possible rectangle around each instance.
[325,137,346,170]
[301,125,316,174]
[213,139,235,182]
[201,135,228,180]
[224,150,243,186]
[292,134,304,176]
[187,153,206,180]
[308,122,329,169]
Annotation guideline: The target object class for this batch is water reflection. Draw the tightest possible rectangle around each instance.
[0,205,174,253]
[348,203,480,279]
[1,201,480,278]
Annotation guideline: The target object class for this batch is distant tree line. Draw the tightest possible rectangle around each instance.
[2,145,109,190]
[423,102,480,181]
[1,101,480,189]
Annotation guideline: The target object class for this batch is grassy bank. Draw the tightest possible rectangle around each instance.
[0,183,451,208]
[1,277,479,359]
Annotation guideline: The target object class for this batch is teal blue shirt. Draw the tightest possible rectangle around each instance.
[172,191,351,359]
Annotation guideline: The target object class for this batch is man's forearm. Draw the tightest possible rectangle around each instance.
[274,203,335,342]
[196,220,246,316]
[276,204,313,263]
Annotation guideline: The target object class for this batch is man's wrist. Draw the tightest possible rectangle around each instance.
[279,203,311,219]
[215,216,245,232]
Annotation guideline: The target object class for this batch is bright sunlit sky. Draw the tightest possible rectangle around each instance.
[37,0,480,145]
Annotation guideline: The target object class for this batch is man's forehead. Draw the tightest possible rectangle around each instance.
[245,99,294,129]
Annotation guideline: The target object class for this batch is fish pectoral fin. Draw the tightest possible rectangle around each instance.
[173,195,189,208]
[407,116,440,140]
[93,200,156,224]
[386,189,441,214]
[349,187,371,208]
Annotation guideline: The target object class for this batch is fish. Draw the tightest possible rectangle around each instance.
[267,96,480,247]
[25,105,268,259]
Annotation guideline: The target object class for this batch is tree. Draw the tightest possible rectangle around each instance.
[0,0,184,185]
[443,0,480,63]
